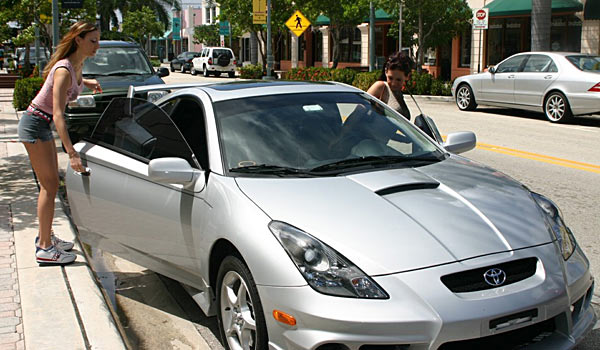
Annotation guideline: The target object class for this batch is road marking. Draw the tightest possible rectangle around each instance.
[475,142,600,174]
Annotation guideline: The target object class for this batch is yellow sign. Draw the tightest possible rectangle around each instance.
[285,10,310,37]
[253,0,266,24]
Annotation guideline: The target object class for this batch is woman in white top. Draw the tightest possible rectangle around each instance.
[367,52,414,120]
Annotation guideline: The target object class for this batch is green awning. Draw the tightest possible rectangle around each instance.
[485,0,583,17]
[313,9,392,26]
[584,0,600,19]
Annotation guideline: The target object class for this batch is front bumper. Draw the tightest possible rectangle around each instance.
[258,243,595,350]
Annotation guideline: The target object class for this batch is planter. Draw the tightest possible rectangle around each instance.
[0,74,20,89]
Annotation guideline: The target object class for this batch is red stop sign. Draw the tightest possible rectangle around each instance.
[476,10,486,20]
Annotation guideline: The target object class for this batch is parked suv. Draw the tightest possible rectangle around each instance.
[191,47,236,77]
[65,41,169,143]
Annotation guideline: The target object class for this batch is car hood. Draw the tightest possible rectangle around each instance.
[235,156,553,275]
[81,73,164,93]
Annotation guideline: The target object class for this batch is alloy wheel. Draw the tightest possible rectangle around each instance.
[457,86,471,110]
[546,95,565,122]
[220,270,257,350]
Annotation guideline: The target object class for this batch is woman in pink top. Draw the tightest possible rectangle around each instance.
[17,21,102,265]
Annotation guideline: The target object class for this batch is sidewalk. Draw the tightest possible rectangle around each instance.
[0,88,127,350]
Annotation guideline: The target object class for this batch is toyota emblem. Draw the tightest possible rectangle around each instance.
[484,268,506,287]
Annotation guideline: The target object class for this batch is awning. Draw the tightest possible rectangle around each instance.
[584,0,600,19]
[152,30,172,41]
[314,9,392,26]
[485,0,583,17]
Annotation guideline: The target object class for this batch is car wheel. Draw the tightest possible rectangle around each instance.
[191,67,197,76]
[544,91,572,123]
[456,84,477,111]
[228,72,235,78]
[217,256,268,350]
[180,64,185,73]
[170,64,175,72]
[203,65,209,77]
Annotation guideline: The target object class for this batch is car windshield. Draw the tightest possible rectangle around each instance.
[566,55,600,73]
[83,46,153,76]
[215,92,444,176]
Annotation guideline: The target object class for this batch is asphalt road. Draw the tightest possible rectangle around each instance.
[88,71,600,349]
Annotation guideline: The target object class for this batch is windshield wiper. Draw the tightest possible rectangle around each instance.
[229,164,319,177]
[310,155,441,173]
[86,71,146,77]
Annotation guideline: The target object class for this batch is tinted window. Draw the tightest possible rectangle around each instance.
[83,46,153,76]
[212,49,233,58]
[167,98,209,170]
[91,98,195,166]
[523,55,555,73]
[566,55,600,72]
[496,55,526,73]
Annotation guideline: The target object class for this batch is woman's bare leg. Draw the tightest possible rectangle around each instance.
[23,140,59,250]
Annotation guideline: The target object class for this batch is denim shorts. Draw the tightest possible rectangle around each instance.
[17,110,54,143]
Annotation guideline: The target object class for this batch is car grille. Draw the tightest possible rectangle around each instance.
[440,257,538,293]
[438,316,555,350]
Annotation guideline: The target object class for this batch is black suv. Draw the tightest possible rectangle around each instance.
[65,41,169,143]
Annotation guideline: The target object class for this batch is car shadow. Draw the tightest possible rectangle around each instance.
[474,107,600,127]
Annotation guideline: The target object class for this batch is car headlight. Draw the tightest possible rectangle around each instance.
[147,90,168,103]
[532,193,576,260]
[68,95,96,108]
[269,221,388,299]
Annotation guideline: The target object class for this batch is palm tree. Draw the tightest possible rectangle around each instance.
[99,0,181,32]
[531,0,551,51]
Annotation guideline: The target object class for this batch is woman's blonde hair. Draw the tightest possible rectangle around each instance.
[42,21,98,80]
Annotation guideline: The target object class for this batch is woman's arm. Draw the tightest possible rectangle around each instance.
[83,78,102,93]
[52,68,86,172]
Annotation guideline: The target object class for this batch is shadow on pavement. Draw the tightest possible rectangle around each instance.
[474,107,600,127]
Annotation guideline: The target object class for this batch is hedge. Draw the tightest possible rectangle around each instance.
[239,64,263,79]
[13,77,44,111]
[351,71,379,92]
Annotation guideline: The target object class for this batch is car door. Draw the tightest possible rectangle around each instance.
[175,53,185,69]
[66,97,210,285]
[480,54,527,103]
[514,54,559,107]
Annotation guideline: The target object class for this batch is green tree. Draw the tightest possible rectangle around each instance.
[378,0,472,70]
[193,23,220,47]
[300,0,370,68]
[122,6,165,49]
[100,0,181,32]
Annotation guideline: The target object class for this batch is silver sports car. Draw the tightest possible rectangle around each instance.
[452,52,600,123]
[66,81,595,350]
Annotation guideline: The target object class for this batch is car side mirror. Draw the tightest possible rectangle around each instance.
[488,66,496,74]
[157,67,170,77]
[148,157,204,191]
[443,131,477,154]
[414,114,443,144]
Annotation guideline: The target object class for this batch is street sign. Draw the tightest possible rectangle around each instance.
[285,10,310,37]
[473,8,489,30]
[219,21,230,36]
[172,17,181,40]
[253,0,266,24]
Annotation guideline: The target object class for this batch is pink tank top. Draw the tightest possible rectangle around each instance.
[32,58,85,115]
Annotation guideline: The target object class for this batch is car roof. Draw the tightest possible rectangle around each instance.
[99,40,141,48]
[183,81,362,102]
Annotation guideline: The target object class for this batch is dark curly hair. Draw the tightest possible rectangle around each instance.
[379,51,414,81]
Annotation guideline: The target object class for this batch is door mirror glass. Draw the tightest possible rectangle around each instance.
[443,131,477,154]
[488,66,496,74]
[157,67,170,77]
[414,114,443,144]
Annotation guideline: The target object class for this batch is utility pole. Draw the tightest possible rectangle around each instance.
[264,0,274,79]
[369,2,375,72]
[52,0,59,52]
[398,2,402,52]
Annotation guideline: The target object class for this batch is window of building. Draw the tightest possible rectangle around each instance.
[314,30,323,63]
[551,15,582,52]
[460,30,472,68]
[243,37,250,62]
[297,33,305,62]
[205,8,210,24]
[339,27,361,63]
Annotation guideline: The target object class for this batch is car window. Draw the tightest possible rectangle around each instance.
[214,92,441,173]
[523,55,555,73]
[90,97,195,167]
[83,46,153,76]
[566,55,600,73]
[496,55,527,73]
[212,49,232,59]
[164,98,209,170]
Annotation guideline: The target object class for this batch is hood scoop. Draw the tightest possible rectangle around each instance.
[348,168,439,194]
[375,182,439,196]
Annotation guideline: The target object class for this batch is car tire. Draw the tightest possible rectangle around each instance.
[170,64,175,72]
[544,91,572,123]
[191,68,197,76]
[203,65,209,77]
[216,256,268,350]
[228,72,235,78]
[180,64,185,73]
[455,84,477,111]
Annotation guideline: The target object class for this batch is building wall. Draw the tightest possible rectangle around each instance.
[581,20,600,54]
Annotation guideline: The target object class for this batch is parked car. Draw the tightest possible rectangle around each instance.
[191,47,236,77]
[170,51,200,73]
[452,52,600,123]
[17,46,50,70]
[65,40,169,143]
[66,81,595,350]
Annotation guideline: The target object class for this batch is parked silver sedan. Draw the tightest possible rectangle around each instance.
[66,81,595,350]
[452,52,600,123]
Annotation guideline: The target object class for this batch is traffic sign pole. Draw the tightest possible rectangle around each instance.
[264,0,273,79]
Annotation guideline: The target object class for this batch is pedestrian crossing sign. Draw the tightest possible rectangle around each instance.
[286,11,310,37]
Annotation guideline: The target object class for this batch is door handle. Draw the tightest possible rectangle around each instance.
[508,75,515,79]
[74,167,91,177]
[544,75,553,79]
